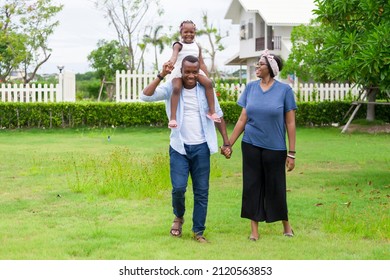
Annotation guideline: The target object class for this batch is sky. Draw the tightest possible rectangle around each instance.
[39,0,239,74]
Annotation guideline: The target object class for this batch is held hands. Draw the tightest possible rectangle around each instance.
[220,145,232,159]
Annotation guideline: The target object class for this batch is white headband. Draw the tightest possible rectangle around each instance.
[261,49,279,77]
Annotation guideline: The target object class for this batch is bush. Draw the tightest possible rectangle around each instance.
[214,83,240,102]
[76,79,102,100]
[0,101,388,129]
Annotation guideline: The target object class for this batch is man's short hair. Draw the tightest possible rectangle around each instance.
[182,55,199,67]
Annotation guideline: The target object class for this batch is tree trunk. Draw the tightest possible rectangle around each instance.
[98,76,105,102]
[366,88,377,121]
[106,84,115,101]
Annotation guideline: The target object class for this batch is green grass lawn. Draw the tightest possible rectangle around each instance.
[0,126,389,260]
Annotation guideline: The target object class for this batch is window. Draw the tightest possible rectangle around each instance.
[240,22,246,40]
[248,19,253,39]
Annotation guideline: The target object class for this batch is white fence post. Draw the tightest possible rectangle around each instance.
[115,70,120,101]
[62,71,76,102]
[57,73,63,102]
[306,83,312,102]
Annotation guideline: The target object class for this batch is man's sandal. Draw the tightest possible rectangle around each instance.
[170,217,184,237]
[193,233,209,243]
[206,113,221,123]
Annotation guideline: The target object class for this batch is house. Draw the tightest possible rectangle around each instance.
[224,0,316,82]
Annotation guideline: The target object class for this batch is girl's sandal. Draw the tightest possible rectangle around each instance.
[207,113,221,123]
[168,120,178,129]
[170,217,184,237]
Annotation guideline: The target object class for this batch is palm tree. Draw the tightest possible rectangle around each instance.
[197,12,228,79]
[137,42,147,73]
[142,25,171,71]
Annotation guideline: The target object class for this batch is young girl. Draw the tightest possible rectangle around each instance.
[166,20,220,128]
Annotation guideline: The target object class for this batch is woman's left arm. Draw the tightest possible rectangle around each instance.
[285,110,296,171]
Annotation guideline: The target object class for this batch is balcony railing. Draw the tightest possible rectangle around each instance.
[255,36,282,51]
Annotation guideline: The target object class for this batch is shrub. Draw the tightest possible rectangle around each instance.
[0,101,388,129]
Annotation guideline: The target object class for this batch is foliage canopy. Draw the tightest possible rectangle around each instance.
[0,0,63,83]
[283,0,390,94]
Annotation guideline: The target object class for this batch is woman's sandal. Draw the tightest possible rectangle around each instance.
[170,217,184,237]
[283,229,295,237]
[248,235,259,241]
[206,113,221,123]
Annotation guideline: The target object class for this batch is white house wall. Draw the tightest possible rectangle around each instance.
[239,11,258,59]
[224,0,316,84]
[281,39,293,62]
[273,26,293,61]
[274,26,293,38]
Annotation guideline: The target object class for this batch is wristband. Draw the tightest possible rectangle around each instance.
[157,74,164,81]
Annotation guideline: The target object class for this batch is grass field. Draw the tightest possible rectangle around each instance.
[0,126,389,260]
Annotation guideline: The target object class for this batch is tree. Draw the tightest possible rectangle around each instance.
[88,40,128,81]
[283,0,390,121]
[94,0,164,72]
[0,2,28,81]
[142,25,171,71]
[0,0,63,83]
[0,31,27,81]
[88,39,128,100]
[197,12,228,79]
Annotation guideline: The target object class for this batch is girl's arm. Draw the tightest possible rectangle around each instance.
[197,44,209,77]
[167,42,182,65]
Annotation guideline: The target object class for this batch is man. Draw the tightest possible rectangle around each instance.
[141,55,231,243]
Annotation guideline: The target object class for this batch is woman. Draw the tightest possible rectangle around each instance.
[227,50,297,241]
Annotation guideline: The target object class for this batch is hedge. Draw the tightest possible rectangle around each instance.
[0,101,388,129]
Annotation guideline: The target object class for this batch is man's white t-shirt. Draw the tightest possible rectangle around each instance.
[180,87,206,145]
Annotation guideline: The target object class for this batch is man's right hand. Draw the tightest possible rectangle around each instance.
[220,145,232,159]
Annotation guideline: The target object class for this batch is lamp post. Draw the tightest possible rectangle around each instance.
[57,65,64,73]
[57,65,65,101]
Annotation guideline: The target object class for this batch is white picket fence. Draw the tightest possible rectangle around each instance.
[0,83,61,102]
[0,72,76,103]
[115,71,363,103]
[215,83,246,101]
[214,82,363,102]
[294,83,363,102]
[116,70,157,102]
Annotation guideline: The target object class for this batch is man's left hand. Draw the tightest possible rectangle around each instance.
[161,62,174,76]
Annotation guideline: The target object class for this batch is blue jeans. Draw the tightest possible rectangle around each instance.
[169,142,210,235]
